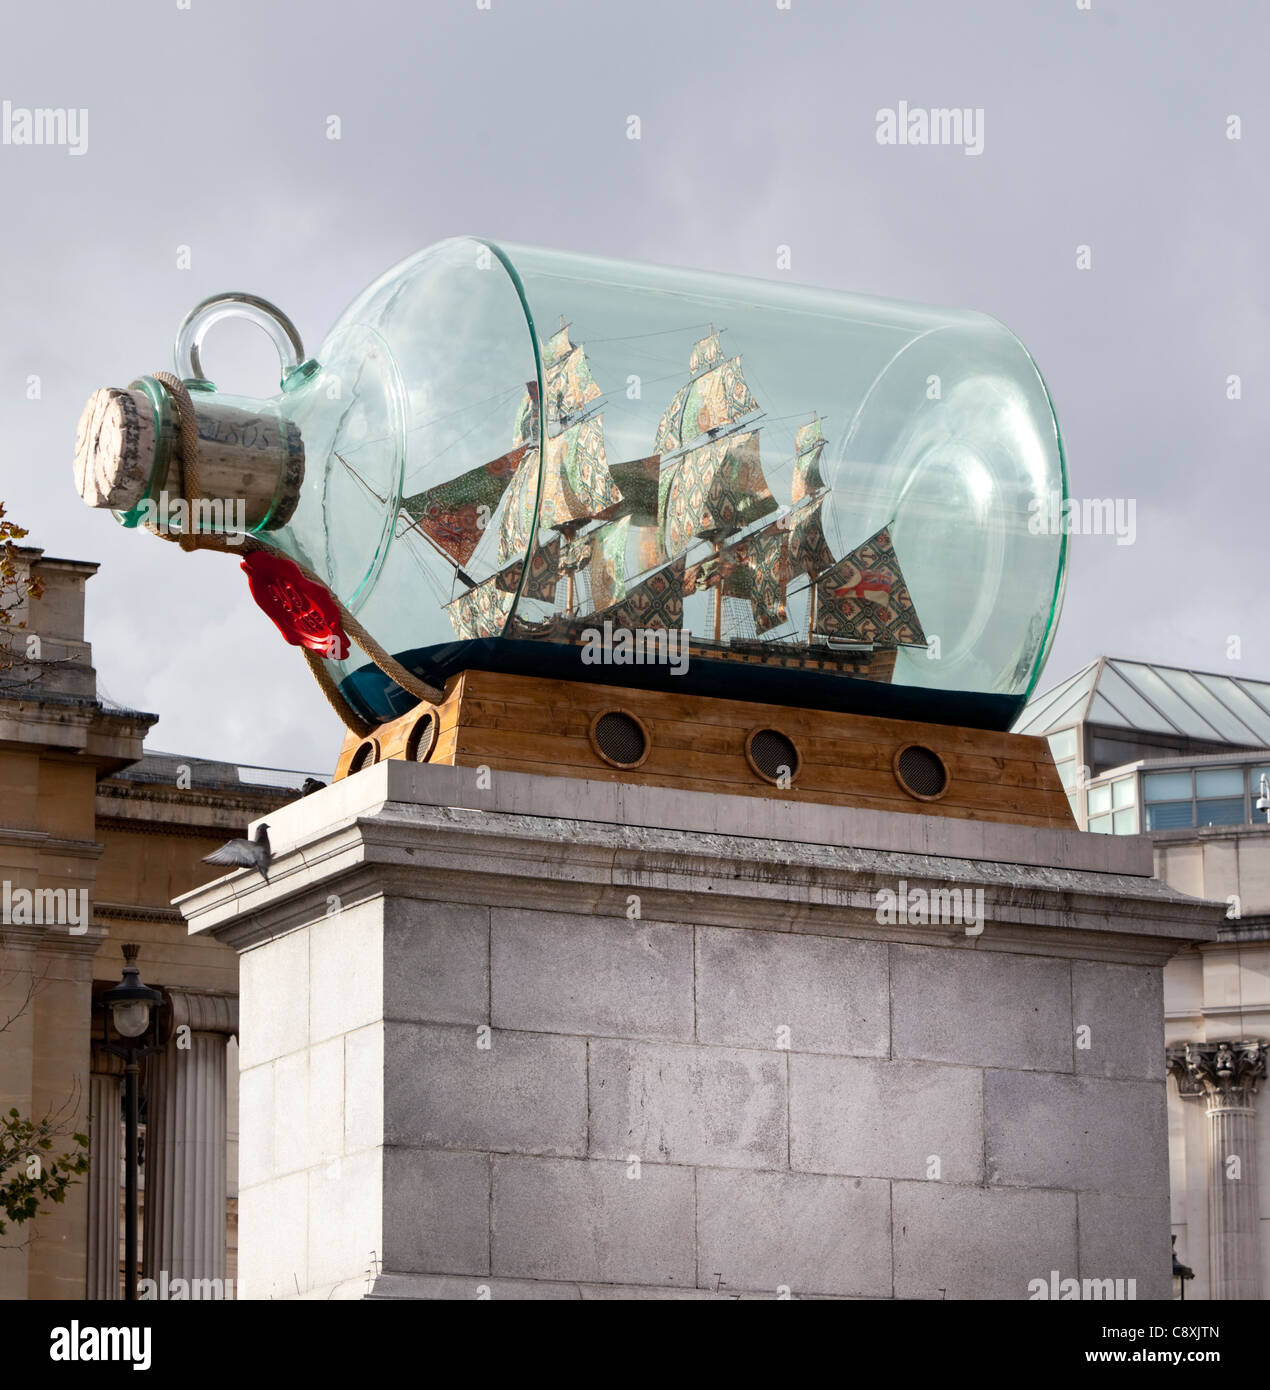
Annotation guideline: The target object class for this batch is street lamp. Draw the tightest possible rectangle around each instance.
[97,944,164,1301]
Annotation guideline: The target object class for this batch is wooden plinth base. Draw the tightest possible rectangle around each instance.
[333,669,1075,829]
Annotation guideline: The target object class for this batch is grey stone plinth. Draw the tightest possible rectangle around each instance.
[179,762,1219,1300]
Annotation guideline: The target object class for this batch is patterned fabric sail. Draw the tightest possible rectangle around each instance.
[494,535,561,602]
[688,329,726,376]
[689,526,789,634]
[586,556,685,632]
[540,416,623,530]
[813,525,926,647]
[659,431,777,554]
[784,496,835,579]
[791,416,827,504]
[653,383,692,455]
[543,324,574,363]
[633,524,663,574]
[446,577,514,641]
[401,444,530,567]
[654,356,759,455]
[603,455,661,525]
[496,447,541,564]
[544,345,601,429]
[513,381,539,447]
[588,516,630,612]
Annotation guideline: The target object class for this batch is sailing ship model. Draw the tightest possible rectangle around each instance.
[391,320,929,685]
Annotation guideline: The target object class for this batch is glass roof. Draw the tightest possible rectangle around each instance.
[1015,657,1270,746]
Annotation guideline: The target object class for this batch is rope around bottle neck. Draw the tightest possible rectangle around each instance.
[147,371,444,738]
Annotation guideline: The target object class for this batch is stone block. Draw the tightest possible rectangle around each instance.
[1077,1191,1172,1299]
[238,930,307,1068]
[696,1168,891,1297]
[491,907,692,1041]
[492,1155,694,1287]
[790,1055,983,1182]
[893,1182,1078,1300]
[891,944,1072,1071]
[307,1146,382,1292]
[384,898,489,1026]
[589,1040,786,1169]
[984,1071,1168,1196]
[383,1147,490,1277]
[384,1022,586,1156]
[343,1022,384,1154]
[309,901,385,1045]
[308,1036,345,1166]
[696,926,888,1057]
[237,1170,308,1301]
[237,1063,275,1190]
[1071,961,1165,1080]
[272,1050,309,1180]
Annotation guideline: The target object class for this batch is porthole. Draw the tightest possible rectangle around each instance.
[589,709,651,769]
[405,709,439,763]
[745,727,801,785]
[348,737,381,775]
[894,743,949,801]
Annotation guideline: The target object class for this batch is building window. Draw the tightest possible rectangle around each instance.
[1250,767,1270,821]
[1082,775,1139,834]
[1143,771,1193,830]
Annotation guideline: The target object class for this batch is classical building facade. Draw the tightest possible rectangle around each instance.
[1019,656,1270,1298]
[0,547,317,1298]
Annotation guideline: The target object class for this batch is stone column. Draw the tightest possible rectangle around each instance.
[86,1046,123,1299]
[141,991,237,1292]
[1168,1040,1268,1301]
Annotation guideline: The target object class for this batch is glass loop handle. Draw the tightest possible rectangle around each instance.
[174,293,305,386]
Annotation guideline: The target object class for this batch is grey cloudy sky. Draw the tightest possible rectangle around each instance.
[2,0,1267,773]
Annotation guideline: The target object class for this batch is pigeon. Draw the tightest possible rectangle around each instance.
[300,777,326,797]
[202,823,272,883]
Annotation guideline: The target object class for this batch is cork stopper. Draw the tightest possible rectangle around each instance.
[72,380,305,532]
[74,387,157,511]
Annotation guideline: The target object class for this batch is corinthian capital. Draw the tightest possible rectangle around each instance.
[1167,1040,1268,1103]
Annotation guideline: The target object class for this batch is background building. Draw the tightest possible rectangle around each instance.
[0,548,320,1298]
[1019,657,1270,1299]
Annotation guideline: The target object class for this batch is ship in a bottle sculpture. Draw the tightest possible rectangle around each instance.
[73,239,1073,824]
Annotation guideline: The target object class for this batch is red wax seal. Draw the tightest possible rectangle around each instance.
[241,552,350,661]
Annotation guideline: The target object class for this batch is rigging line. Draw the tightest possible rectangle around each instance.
[584,321,714,346]
[335,452,388,504]
[396,512,481,589]
[335,381,527,460]
[396,522,454,607]
[400,414,520,488]
[545,363,695,425]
